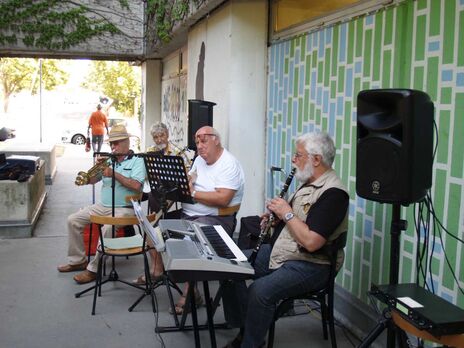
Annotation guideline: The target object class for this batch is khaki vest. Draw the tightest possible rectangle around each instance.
[269,169,348,269]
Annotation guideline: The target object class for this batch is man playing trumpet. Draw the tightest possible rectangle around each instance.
[57,125,146,284]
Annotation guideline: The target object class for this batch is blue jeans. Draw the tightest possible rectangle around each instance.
[222,244,330,348]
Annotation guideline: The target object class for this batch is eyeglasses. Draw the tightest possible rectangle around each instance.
[195,133,216,145]
[293,152,309,159]
[293,152,320,159]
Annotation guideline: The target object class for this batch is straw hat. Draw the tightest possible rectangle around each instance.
[108,124,132,142]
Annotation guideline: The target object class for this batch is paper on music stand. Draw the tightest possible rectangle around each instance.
[131,200,165,252]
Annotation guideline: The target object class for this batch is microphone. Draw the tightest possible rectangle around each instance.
[270,166,287,177]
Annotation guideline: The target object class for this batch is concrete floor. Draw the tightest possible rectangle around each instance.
[0,144,360,348]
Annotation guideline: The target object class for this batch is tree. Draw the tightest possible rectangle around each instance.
[0,58,69,113]
[82,61,141,116]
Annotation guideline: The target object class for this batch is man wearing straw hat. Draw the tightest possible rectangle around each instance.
[57,125,146,284]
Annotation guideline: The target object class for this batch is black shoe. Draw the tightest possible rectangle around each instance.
[223,332,242,348]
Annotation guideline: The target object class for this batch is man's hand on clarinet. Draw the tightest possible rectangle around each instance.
[267,197,292,221]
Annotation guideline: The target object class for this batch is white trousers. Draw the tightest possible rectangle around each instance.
[67,203,134,273]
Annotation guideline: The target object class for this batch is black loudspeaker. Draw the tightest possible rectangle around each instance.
[188,99,216,150]
[356,89,434,205]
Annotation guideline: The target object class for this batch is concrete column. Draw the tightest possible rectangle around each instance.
[141,59,162,150]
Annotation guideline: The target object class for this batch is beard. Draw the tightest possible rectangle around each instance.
[294,161,314,183]
[153,143,167,151]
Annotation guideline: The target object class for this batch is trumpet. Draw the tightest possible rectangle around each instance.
[75,158,110,186]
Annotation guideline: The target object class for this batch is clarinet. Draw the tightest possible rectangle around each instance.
[248,167,296,265]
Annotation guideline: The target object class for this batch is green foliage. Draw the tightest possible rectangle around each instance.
[0,0,121,50]
[146,0,205,45]
[82,61,140,116]
[0,57,69,113]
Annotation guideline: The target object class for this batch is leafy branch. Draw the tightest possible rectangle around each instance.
[146,0,206,45]
[0,0,130,50]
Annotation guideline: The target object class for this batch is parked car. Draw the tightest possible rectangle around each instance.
[61,117,132,145]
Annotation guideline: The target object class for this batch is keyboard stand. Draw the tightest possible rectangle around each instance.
[155,280,229,348]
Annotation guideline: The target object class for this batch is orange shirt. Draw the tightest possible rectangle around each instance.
[88,110,108,136]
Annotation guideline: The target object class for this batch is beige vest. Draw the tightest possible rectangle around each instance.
[269,169,348,269]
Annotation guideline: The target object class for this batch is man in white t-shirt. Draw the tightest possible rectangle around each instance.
[181,125,245,232]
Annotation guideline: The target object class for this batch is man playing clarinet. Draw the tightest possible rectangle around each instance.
[222,131,349,348]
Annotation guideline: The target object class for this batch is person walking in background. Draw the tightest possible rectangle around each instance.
[87,104,109,153]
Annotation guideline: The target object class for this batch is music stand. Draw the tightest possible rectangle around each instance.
[143,154,194,205]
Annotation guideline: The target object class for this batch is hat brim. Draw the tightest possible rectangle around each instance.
[106,134,139,142]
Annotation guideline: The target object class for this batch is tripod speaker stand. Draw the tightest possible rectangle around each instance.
[356,89,434,347]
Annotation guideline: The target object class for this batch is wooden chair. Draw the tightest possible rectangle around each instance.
[89,212,160,315]
[267,231,348,348]
[85,193,143,263]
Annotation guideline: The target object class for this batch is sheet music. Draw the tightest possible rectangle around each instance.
[131,200,165,251]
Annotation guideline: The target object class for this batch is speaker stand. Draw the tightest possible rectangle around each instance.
[358,203,408,348]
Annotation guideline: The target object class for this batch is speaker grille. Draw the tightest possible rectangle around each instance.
[357,136,402,203]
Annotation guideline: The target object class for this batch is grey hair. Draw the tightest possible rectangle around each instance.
[209,127,221,144]
[150,122,169,137]
[296,131,336,167]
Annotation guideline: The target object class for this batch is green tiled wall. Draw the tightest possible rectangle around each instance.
[267,0,464,306]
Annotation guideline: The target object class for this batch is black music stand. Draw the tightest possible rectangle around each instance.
[143,154,194,205]
[143,153,195,327]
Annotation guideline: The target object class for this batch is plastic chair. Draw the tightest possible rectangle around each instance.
[267,232,348,348]
[78,212,160,315]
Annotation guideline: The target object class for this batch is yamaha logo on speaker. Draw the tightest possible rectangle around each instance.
[372,180,380,195]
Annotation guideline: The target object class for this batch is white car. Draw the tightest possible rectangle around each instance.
[61,117,138,145]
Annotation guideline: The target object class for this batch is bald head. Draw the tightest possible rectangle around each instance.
[195,126,223,164]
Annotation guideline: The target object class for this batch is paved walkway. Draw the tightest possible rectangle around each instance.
[0,144,356,348]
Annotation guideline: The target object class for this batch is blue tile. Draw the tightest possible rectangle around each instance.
[319,31,325,58]
[349,203,355,217]
[326,27,332,44]
[329,105,335,136]
[355,61,362,74]
[337,96,344,116]
[284,76,288,100]
[356,195,365,209]
[440,292,453,303]
[366,15,374,25]
[428,41,440,51]
[461,0,464,5]
[346,68,353,97]
[310,71,317,100]
[352,111,357,122]
[306,34,312,52]
[442,70,453,82]
[364,220,373,239]
[323,90,329,113]
[317,86,322,105]
[457,73,464,86]
[432,239,442,254]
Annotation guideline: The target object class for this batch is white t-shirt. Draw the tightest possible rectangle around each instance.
[182,148,245,216]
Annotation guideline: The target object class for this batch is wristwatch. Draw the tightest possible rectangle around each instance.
[284,212,295,222]
[191,190,197,203]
